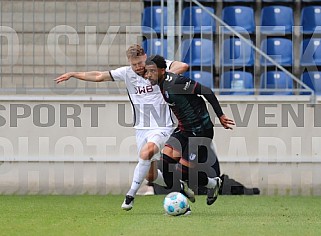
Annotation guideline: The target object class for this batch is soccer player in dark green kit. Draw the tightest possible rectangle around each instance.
[144,55,235,206]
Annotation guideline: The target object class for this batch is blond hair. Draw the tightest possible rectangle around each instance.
[126,44,145,59]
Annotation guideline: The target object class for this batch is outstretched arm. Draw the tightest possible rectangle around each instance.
[55,71,113,84]
[168,61,189,75]
[194,83,235,130]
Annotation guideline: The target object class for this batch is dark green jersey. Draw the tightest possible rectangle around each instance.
[159,72,223,133]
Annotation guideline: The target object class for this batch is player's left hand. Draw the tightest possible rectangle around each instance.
[54,73,71,84]
[219,114,235,130]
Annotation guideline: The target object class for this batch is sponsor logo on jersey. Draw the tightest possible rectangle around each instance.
[183,80,191,91]
[135,85,154,94]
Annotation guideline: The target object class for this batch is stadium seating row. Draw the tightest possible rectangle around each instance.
[141,3,321,95]
[142,5,321,35]
[143,37,321,67]
[186,70,321,95]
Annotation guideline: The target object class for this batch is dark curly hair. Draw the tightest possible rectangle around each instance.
[145,55,167,69]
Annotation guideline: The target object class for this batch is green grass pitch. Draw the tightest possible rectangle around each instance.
[0,195,320,236]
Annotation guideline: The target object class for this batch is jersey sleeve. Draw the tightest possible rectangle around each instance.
[109,66,128,81]
[194,83,224,118]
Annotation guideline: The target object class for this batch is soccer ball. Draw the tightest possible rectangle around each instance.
[163,192,189,216]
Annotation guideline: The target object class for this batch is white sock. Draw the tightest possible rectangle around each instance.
[205,177,217,189]
[127,159,151,197]
[151,169,167,187]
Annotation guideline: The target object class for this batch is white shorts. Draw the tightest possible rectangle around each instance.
[136,127,174,161]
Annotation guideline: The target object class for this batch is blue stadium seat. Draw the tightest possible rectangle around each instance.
[142,6,167,34]
[301,6,321,34]
[221,37,254,67]
[182,6,216,34]
[220,71,254,95]
[260,38,293,66]
[300,71,321,95]
[142,39,167,58]
[185,71,214,90]
[181,38,215,66]
[221,6,255,34]
[260,6,294,34]
[300,38,321,66]
[260,71,294,95]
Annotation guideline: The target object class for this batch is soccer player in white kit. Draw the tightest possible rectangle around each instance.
[55,44,189,210]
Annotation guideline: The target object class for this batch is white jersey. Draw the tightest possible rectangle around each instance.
[110,60,175,129]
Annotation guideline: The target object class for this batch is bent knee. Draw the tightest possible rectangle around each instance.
[140,142,159,160]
